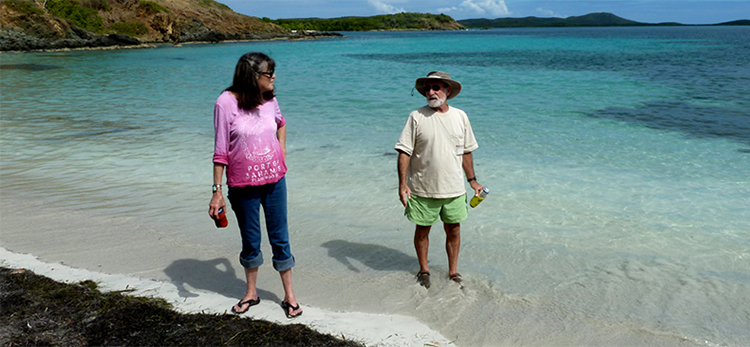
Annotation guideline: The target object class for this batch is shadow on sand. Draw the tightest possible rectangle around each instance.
[163,258,280,302]
[321,240,415,273]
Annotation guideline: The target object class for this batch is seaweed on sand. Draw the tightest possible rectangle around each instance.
[0,267,363,346]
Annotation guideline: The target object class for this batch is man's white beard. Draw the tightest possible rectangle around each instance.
[428,95,446,108]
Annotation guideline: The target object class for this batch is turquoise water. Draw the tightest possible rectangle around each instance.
[2,26,749,346]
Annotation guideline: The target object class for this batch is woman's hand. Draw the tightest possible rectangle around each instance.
[209,192,226,219]
[209,164,227,219]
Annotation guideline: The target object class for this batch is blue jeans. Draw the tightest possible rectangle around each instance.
[228,177,295,271]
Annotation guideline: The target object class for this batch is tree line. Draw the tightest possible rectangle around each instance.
[264,13,462,31]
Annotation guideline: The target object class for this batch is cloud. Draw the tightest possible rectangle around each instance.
[438,0,510,18]
[368,0,405,14]
[536,7,563,18]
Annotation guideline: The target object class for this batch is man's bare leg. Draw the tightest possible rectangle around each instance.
[415,224,432,287]
[444,222,461,281]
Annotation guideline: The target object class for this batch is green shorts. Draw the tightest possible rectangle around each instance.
[405,194,468,226]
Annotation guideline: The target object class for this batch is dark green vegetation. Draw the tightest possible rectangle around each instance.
[109,20,149,36]
[44,0,167,34]
[265,11,749,32]
[138,0,170,15]
[459,12,647,28]
[45,0,105,32]
[0,267,364,346]
[12,0,154,36]
[2,0,45,15]
[458,12,750,28]
[720,19,750,25]
[266,12,464,31]
[197,0,230,10]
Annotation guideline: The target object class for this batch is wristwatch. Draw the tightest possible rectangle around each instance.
[467,177,477,182]
[212,184,222,193]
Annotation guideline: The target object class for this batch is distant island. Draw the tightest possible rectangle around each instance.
[457,12,750,28]
[260,12,748,31]
[1,0,748,52]
[265,13,463,31]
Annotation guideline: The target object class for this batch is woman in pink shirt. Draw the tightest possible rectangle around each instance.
[209,52,301,318]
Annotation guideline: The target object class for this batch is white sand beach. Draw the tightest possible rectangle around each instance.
[0,196,451,347]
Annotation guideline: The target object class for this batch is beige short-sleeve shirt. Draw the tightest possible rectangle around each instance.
[395,105,479,198]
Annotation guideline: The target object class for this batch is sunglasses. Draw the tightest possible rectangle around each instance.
[258,70,275,78]
[423,84,443,93]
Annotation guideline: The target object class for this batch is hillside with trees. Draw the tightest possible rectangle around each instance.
[0,0,337,51]
[267,13,465,31]
[458,12,647,28]
[458,12,750,28]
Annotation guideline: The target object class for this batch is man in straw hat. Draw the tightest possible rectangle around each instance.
[395,71,484,289]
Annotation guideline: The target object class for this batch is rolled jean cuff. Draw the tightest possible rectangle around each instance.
[273,256,295,272]
[239,251,264,269]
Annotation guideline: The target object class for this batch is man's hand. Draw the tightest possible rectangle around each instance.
[397,151,412,207]
[399,184,411,207]
[469,180,483,197]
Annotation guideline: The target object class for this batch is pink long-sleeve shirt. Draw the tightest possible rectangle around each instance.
[213,91,287,187]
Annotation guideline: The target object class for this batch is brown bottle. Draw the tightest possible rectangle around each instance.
[215,207,228,228]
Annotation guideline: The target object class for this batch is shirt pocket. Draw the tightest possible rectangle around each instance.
[451,134,464,156]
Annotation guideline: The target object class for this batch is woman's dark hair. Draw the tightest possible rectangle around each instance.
[226,52,276,110]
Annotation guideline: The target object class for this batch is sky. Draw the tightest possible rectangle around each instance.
[220,0,750,25]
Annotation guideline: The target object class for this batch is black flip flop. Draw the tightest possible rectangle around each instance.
[416,270,431,288]
[281,301,302,318]
[231,297,260,314]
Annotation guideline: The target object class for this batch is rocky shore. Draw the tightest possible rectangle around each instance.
[0,0,341,52]
[0,25,339,52]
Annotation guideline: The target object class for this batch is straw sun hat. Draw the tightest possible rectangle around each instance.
[415,71,462,100]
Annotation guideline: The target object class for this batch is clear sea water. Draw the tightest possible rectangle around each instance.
[2,26,749,346]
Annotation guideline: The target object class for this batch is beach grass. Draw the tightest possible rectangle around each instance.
[0,267,364,346]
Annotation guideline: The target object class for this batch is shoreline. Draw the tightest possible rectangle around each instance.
[0,43,159,54]
[0,191,451,347]
[0,33,343,54]
[0,246,451,347]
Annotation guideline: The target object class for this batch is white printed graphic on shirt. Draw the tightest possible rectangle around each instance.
[236,112,283,183]
[238,113,275,164]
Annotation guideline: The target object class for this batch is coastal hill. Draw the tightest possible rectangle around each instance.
[457,12,750,28]
[267,12,465,31]
[458,12,646,28]
[240,12,748,32]
[0,0,336,51]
